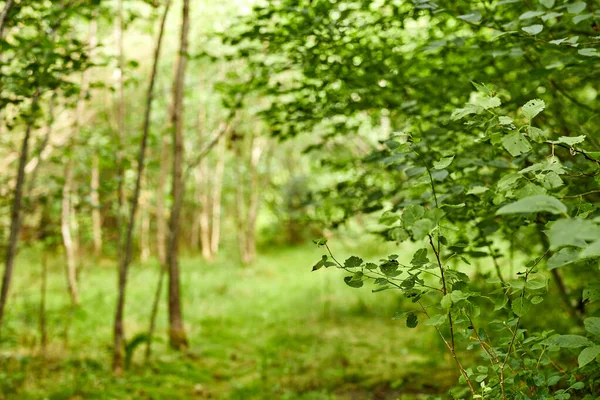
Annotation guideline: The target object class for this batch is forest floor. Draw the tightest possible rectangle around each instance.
[0,241,458,400]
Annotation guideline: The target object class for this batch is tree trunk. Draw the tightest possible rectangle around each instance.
[0,92,40,336]
[551,269,583,324]
[197,161,213,260]
[81,17,100,257]
[114,0,126,254]
[165,0,190,350]
[194,107,212,258]
[245,135,264,262]
[91,155,103,256]
[60,13,97,305]
[210,131,228,255]
[190,190,200,250]
[234,141,250,265]
[61,161,80,306]
[140,190,151,263]
[156,136,169,265]
[112,0,171,373]
[145,265,166,361]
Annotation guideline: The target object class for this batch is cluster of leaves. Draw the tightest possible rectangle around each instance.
[223,0,600,397]
[311,96,600,398]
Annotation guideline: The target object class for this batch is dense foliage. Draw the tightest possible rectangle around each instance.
[225,0,600,398]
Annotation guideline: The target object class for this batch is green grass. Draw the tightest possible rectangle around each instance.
[0,240,458,399]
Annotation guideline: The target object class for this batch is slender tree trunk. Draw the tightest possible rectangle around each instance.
[61,161,80,306]
[0,92,40,336]
[165,0,190,350]
[114,0,126,253]
[80,16,100,257]
[197,161,213,259]
[210,131,228,255]
[194,107,212,258]
[140,190,151,263]
[91,155,103,256]
[145,265,165,361]
[245,136,264,262]
[113,0,171,373]
[156,136,168,265]
[60,15,96,305]
[34,101,55,357]
[551,269,583,324]
[234,142,249,264]
[190,188,200,250]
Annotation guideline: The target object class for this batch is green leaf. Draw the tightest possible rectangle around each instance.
[512,297,531,317]
[433,156,454,170]
[545,219,600,249]
[578,48,600,57]
[526,277,547,291]
[578,346,600,368]
[551,36,579,46]
[467,186,489,195]
[458,12,482,24]
[499,116,514,125]
[581,240,600,259]
[542,12,563,21]
[451,103,483,120]
[571,382,585,390]
[471,81,494,96]
[567,1,587,14]
[344,276,363,288]
[584,283,600,303]
[547,248,580,269]
[441,294,453,309]
[411,218,435,240]
[528,126,546,142]
[573,13,592,24]
[402,204,425,227]
[451,290,472,303]
[344,256,363,269]
[540,0,555,8]
[543,334,594,348]
[520,11,545,19]
[531,295,544,304]
[502,132,531,157]
[496,195,567,215]
[522,99,546,120]
[411,248,429,266]
[350,271,364,282]
[312,255,328,271]
[474,95,501,110]
[406,312,418,328]
[584,317,600,336]
[381,261,400,276]
[365,262,378,270]
[424,313,447,327]
[522,24,543,35]
[494,295,509,311]
[558,135,586,146]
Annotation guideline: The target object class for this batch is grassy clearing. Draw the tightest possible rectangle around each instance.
[0,240,459,399]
